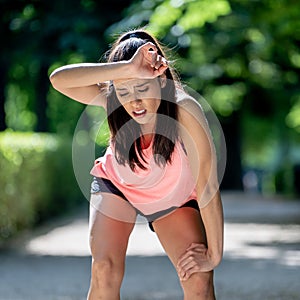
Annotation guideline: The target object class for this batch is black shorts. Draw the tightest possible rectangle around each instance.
[91,177,200,232]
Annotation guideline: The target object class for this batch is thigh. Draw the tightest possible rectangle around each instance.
[152,206,206,267]
[89,193,137,260]
[153,207,215,295]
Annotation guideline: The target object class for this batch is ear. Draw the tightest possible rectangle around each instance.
[160,73,167,88]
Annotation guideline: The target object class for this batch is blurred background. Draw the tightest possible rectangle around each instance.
[1,0,300,243]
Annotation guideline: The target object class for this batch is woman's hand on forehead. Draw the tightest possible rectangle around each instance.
[130,42,169,79]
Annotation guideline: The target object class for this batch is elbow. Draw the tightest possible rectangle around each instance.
[215,248,223,266]
[211,246,223,269]
[49,70,60,89]
[215,232,224,267]
[49,67,67,90]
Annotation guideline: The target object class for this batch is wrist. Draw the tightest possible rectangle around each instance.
[208,248,223,268]
[110,61,133,80]
[123,59,141,79]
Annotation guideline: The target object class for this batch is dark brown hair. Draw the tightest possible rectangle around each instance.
[105,29,179,170]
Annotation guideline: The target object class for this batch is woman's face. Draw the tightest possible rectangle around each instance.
[113,78,161,128]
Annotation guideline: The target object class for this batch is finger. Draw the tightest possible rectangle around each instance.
[152,53,161,70]
[178,257,199,278]
[153,65,168,77]
[179,263,201,281]
[179,258,197,274]
[179,261,198,281]
[153,55,162,69]
[186,243,207,251]
[138,43,157,66]
[181,265,202,281]
[155,55,169,71]
[178,250,207,269]
[177,245,202,268]
[178,254,194,270]
[161,57,168,67]
[178,247,203,264]
[177,252,208,281]
[187,242,206,249]
[187,247,207,255]
[177,252,192,268]
[150,50,158,68]
[142,42,157,52]
[178,257,197,279]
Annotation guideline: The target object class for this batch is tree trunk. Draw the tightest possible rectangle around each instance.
[220,112,243,190]
[35,63,50,132]
[0,63,7,131]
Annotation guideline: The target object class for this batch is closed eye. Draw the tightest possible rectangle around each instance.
[137,86,149,93]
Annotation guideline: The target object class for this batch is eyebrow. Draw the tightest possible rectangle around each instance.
[115,81,149,91]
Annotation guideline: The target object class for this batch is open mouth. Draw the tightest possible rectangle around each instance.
[133,109,147,118]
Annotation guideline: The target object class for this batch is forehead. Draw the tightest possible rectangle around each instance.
[113,78,155,90]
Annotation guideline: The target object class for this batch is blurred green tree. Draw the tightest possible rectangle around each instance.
[1,0,132,133]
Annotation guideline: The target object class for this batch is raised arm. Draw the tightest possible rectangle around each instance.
[49,62,131,107]
[177,93,224,275]
[49,42,168,107]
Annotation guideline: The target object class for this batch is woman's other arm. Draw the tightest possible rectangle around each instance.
[177,95,224,274]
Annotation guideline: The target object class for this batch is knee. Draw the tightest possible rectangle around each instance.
[90,257,124,289]
[181,271,215,299]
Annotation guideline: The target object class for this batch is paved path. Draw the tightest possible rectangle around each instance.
[1,192,300,300]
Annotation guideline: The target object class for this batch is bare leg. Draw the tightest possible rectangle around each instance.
[87,193,137,300]
[153,207,216,300]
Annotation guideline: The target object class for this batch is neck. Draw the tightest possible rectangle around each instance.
[141,133,154,147]
[140,119,156,148]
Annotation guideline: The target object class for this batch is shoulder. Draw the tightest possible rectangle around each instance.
[175,87,214,159]
[175,87,208,129]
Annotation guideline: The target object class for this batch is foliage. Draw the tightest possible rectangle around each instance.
[1,0,133,133]
[0,131,83,243]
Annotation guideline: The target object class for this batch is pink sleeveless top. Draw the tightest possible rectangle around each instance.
[90,139,198,215]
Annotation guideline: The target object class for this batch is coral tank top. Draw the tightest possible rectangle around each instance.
[90,139,198,215]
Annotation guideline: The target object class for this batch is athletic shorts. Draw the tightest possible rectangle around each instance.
[91,176,200,232]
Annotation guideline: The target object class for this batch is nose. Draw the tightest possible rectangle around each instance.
[131,98,142,107]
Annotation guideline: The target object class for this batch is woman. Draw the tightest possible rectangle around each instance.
[50,28,224,300]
